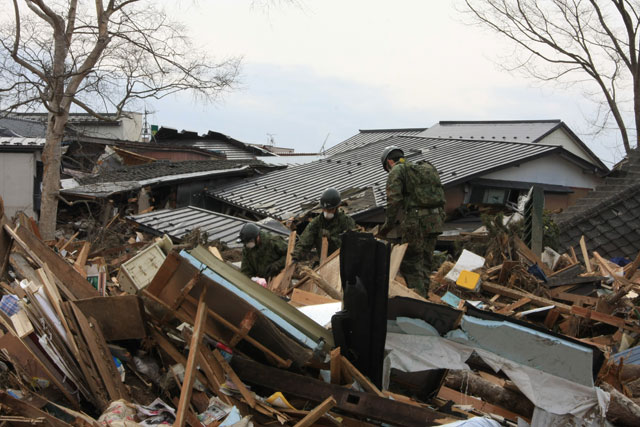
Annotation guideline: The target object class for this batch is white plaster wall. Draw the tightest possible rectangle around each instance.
[482,153,602,189]
[0,152,35,218]
[74,113,143,141]
[541,128,595,165]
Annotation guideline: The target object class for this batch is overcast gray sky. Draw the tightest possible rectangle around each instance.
[151,1,623,165]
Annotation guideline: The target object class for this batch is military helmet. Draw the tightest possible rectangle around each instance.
[320,188,341,209]
[238,223,260,243]
[381,145,404,171]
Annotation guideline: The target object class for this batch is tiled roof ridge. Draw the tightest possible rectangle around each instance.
[556,182,640,227]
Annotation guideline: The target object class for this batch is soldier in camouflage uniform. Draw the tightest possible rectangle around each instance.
[379,146,445,296]
[238,223,288,280]
[293,188,356,261]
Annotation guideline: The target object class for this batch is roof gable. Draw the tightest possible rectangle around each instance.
[419,120,606,171]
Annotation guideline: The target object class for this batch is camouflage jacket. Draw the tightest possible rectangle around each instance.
[241,231,288,279]
[293,210,356,259]
[383,160,445,233]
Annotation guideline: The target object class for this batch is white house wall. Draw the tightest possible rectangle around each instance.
[73,113,143,141]
[542,128,595,165]
[482,153,601,190]
[0,152,35,218]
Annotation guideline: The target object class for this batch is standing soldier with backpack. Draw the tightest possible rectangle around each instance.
[378,146,445,296]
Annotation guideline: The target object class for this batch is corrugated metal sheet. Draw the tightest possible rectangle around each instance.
[192,141,260,160]
[418,121,561,143]
[128,206,289,247]
[324,128,426,156]
[208,135,561,220]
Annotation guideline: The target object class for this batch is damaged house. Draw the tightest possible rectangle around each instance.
[205,120,607,227]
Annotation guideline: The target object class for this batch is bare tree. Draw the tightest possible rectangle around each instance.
[461,0,640,155]
[0,0,240,239]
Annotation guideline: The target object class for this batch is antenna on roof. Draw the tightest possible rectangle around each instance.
[319,133,330,154]
[141,109,151,142]
[267,133,276,146]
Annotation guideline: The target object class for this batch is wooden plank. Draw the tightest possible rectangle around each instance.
[482,281,572,314]
[0,391,72,427]
[73,295,146,341]
[544,308,561,329]
[625,251,640,279]
[73,241,91,278]
[320,236,329,264]
[498,261,518,284]
[496,297,531,315]
[10,310,33,338]
[293,396,336,427]
[341,356,385,398]
[570,305,626,329]
[208,246,223,261]
[300,266,342,300]
[143,289,292,369]
[8,225,98,299]
[569,246,579,264]
[389,243,408,284]
[175,290,208,427]
[330,347,342,385]
[212,349,257,408]
[150,328,209,389]
[171,397,203,427]
[70,303,129,401]
[552,292,599,306]
[579,236,592,272]
[437,386,524,422]
[229,310,257,348]
[389,279,427,301]
[61,302,109,410]
[286,231,297,266]
[290,288,339,306]
[197,349,233,406]
[232,356,455,426]
[514,235,552,276]
[59,231,79,252]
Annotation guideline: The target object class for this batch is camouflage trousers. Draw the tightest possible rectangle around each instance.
[399,213,440,296]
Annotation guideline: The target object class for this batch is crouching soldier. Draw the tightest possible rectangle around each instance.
[238,223,288,281]
[293,188,356,262]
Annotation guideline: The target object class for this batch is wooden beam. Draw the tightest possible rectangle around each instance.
[290,288,339,306]
[197,349,233,406]
[330,347,342,385]
[229,310,257,348]
[341,356,385,398]
[7,224,98,299]
[624,250,640,279]
[437,386,525,422]
[73,241,91,278]
[482,281,571,314]
[286,231,297,266]
[212,349,256,408]
[231,356,454,426]
[579,236,592,272]
[513,236,552,276]
[496,297,531,315]
[293,396,336,427]
[175,289,208,427]
[320,236,329,264]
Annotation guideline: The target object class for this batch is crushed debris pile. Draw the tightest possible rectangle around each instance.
[2,198,640,426]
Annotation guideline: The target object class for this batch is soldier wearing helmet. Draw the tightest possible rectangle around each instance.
[293,188,356,261]
[379,145,445,296]
[238,222,288,280]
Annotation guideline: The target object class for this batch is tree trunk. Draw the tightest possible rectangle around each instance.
[39,112,67,240]
[444,369,534,417]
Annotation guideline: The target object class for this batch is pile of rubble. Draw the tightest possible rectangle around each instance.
[2,197,640,426]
